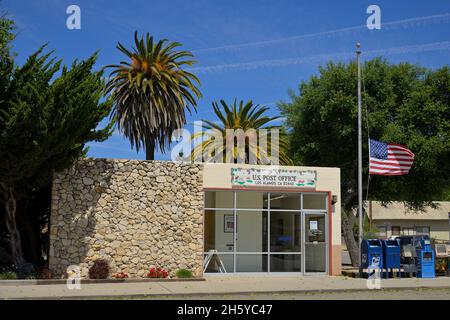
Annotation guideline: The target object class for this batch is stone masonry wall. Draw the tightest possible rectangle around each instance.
[49,159,204,278]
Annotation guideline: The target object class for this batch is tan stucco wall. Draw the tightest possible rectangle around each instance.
[372,220,450,241]
[331,245,342,275]
[370,201,450,241]
[370,201,450,220]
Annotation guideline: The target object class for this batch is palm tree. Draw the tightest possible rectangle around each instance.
[192,99,292,165]
[106,31,202,160]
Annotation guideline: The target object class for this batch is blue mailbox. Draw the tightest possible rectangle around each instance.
[416,238,435,278]
[382,239,401,278]
[361,239,383,269]
[382,239,401,269]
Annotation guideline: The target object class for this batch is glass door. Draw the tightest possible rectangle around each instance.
[302,213,327,274]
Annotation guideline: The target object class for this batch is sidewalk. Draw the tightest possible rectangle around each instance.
[2,275,450,299]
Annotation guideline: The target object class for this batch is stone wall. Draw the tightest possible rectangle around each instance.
[49,159,204,278]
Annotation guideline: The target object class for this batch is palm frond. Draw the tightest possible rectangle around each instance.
[192,99,292,165]
[106,31,202,157]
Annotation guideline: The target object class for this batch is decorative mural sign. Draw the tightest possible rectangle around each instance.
[231,168,316,188]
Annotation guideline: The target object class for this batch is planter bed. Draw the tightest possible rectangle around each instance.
[0,277,205,286]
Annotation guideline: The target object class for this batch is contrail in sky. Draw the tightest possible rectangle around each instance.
[192,13,450,54]
[189,41,450,74]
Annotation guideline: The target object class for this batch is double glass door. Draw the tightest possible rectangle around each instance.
[268,211,327,273]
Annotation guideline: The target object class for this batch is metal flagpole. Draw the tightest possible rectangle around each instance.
[356,43,363,269]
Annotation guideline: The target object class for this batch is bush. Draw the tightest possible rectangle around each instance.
[25,272,38,279]
[88,259,110,279]
[38,267,53,279]
[16,262,35,279]
[363,229,381,240]
[176,269,193,278]
[147,267,169,278]
[0,271,17,280]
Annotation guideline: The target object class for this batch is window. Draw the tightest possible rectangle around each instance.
[270,193,300,210]
[302,194,327,210]
[236,191,267,209]
[205,191,233,209]
[415,226,430,236]
[204,190,328,273]
[391,226,400,236]
[402,227,415,236]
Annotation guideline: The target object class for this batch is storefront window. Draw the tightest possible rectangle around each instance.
[205,191,233,209]
[270,211,301,252]
[236,254,268,272]
[204,210,234,252]
[302,193,327,210]
[204,191,328,274]
[204,252,234,273]
[269,193,300,210]
[236,211,268,252]
[236,191,268,209]
[270,254,302,272]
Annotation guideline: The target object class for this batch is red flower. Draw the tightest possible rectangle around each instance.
[113,272,129,279]
[146,266,169,278]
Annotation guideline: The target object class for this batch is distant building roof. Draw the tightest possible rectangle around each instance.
[369,201,450,221]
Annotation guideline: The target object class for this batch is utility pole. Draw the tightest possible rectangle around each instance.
[356,43,363,269]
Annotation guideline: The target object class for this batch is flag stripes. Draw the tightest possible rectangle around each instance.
[369,139,414,176]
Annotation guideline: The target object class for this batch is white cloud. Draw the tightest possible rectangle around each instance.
[188,41,450,74]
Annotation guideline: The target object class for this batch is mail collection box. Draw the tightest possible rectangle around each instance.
[416,238,435,278]
[382,240,401,269]
[361,239,383,269]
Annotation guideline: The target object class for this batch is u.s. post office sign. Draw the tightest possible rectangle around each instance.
[231,168,316,188]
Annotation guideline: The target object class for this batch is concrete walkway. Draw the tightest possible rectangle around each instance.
[1,276,450,299]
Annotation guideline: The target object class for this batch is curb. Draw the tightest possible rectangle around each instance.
[4,285,450,300]
[0,277,205,286]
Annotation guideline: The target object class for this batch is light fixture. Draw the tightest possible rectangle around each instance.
[332,195,338,205]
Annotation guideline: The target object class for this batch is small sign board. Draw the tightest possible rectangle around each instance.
[231,168,316,188]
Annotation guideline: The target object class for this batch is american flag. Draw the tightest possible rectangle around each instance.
[369,139,414,175]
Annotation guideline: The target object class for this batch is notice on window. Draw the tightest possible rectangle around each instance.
[309,220,318,231]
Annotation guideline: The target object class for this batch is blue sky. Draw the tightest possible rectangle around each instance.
[3,0,450,160]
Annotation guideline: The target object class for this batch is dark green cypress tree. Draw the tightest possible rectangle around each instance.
[0,18,113,270]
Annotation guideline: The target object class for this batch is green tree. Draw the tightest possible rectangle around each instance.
[0,14,14,51]
[0,21,113,268]
[280,58,450,266]
[106,31,202,160]
[192,99,292,165]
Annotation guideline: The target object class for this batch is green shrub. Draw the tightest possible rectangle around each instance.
[176,269,193,278]
[0,271,17,280]
[25,272,38,279]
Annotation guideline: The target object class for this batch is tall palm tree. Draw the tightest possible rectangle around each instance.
[106,31,202,160]
[191,99,292,165]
